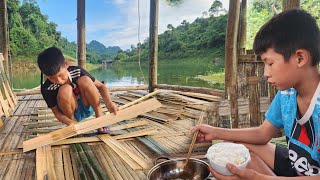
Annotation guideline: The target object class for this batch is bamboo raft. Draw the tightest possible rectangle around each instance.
[0,87,273,180]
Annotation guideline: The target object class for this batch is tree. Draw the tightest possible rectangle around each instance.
[167,24,174,31]
[209,0,224,16]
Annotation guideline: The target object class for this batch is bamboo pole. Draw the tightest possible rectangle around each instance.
[282,0,300,11]
[155,84,224,96]
[225,0,240,128]
[80,143,108,180]
[15,85,149,96]
[239,0,247,55]
[0,1,9,77]
[248,76,260,126]
[149,0,159,92]
[23,98,162,152]
[77,0,86,68]
[75,144,99,180]
[70,144,88,180]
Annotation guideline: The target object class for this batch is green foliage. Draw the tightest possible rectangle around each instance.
[7,0,118,64]
[114,14,227,63]
[246,0,319,49]
[301,0,320,26]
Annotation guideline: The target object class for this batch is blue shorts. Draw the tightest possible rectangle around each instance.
[74,99,94,121]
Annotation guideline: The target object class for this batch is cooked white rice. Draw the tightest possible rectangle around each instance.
[206,142,249,166]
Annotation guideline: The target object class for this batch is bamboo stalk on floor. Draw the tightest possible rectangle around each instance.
[70,144,88,180]
[74,143,100,180]
[80,143,108,180]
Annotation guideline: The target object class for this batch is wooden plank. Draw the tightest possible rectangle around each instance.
[36,145,57,180]
[111,120,148,131]
[53,147,65,180]
[0,90,9,117]
[2,82,14,110]
[5,81,17,105]
[23,98,162,152]
[62,147,75,180]
[99,135,141,170]
[113,128,158,140]
[52,137,100,146]
[90,145,116,180]
[99,135,150,170]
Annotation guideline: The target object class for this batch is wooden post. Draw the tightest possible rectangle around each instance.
[239,0,247,55]
[225,0,240,128]
[0,0,9,77]
[149,0,159,92]
[282,0,300,11]
[248,76,260,127]
[77,0,86,68]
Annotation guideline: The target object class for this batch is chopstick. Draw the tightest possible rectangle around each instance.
[183,111,205,168]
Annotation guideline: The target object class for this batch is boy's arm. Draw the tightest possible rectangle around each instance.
[93,80,118,114]
[193,120,280,144]
[263,176,319,180]
[51,106,76,126]
[215,120,280,144]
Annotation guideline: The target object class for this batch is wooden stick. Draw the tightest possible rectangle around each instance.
[23,98,162,152]
[48,127,156,146]
[183,111,205,168]
[113,128,158,140]
[111,120,148,131]
[15,85,149,96]
[155,84,224,96]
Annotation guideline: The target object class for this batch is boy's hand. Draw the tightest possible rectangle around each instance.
[210,164,262,180]
[106,102,119,115]
[191,124,217,142]
[67,121,77,126]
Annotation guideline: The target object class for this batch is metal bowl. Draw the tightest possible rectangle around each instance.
[148,157,210,180]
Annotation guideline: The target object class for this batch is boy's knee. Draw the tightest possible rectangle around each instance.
[77,76,95,89]
[57,84,73,102]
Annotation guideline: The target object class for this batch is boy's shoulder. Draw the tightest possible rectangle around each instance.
[41,79,60,92]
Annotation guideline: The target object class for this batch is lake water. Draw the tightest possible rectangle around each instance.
[11,62,224,90]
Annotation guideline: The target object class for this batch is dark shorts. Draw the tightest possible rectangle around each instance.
[274,146,298,177]
[74,98,94,121]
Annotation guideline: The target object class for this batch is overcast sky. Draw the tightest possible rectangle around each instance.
[38,0,229,50]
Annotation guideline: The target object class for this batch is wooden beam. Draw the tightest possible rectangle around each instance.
[77,0,86,68]
[239,0,247,55]
[149,0,159,92]
[282,0,300,11]
[225,0,240,128]
[0,0,9,76]
[15,85,149,96]
[23,98,162,152]
[36,145,57,180]
[155,84,224,97]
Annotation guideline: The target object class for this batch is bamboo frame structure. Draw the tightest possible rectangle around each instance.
[23,98,162,152]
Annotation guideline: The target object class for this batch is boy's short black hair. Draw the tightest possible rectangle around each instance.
[37,47,65,76]
[253,9,320,66]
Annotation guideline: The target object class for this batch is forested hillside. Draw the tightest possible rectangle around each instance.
[7,0,120,64]
[115,0,319,63]
[6,0,319,65]
[114,1,227,63]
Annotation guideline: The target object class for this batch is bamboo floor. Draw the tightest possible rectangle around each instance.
[0,90,272,180]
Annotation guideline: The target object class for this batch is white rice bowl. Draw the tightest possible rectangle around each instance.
[206,142,251,176]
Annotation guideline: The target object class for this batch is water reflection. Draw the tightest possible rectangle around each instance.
[11,62,224,89]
